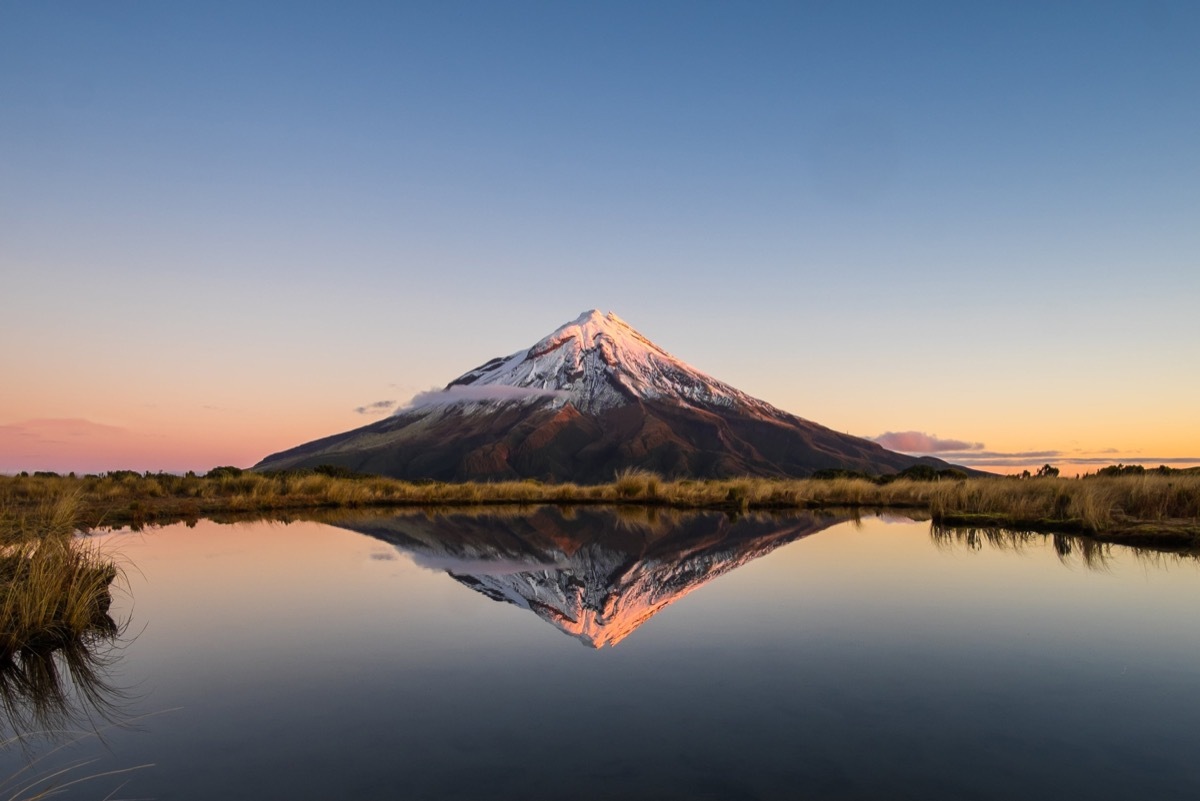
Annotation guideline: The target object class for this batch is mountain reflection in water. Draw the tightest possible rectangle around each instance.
[4,512,1196,801]
[337,507,850,647]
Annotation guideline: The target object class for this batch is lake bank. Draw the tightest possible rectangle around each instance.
[2,470,1197,549]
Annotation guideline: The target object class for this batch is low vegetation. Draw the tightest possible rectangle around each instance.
[1,494,119,658]
[1,466,1198,546]
[0,496,141,800]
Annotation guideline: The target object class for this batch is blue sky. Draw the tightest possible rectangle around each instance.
[2,1,1198,473]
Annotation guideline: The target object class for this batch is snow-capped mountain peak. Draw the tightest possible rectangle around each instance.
[445,309,762,414]
[256,308,965,481]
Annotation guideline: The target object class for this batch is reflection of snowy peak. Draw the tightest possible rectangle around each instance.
[447,310,769,415]
[338,508,846,648]
[452,538,783,648]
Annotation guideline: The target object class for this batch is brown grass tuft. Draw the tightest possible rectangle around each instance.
[1,493,120,661]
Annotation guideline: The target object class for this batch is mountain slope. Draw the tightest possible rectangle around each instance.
[256,310,965,481]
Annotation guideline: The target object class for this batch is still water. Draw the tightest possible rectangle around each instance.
[4,509,1200,800]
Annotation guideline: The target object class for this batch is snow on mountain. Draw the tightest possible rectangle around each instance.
[430,309,776,416]
[255,308,969,481]
[448,534,786,648]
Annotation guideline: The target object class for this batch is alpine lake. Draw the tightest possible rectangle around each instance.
[4,507,1199,800]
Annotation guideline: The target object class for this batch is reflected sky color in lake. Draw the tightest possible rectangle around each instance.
[4,511,1199,800]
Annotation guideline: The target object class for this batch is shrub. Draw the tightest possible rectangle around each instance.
[205,466,244,479]
[810,469,875,482]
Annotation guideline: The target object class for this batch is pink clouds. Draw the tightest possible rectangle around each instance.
[873,431,984,454]
[0,417,255,474]
[1,418,127,441]
[0,418,131,473]
[868,431,1200,476]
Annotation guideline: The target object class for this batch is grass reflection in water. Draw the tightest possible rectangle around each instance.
[1,496,147,800]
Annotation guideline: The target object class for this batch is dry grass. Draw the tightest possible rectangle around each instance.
[927,473,1200,532]
[1,470,1197,544]
[1,495,119,658]
[0,495,143,800]
[0,470,932,525]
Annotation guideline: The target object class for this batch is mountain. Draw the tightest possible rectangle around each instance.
[335,507,850,648]
[255,309,965,481]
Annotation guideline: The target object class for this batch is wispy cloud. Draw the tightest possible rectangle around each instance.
[869,431,1200,472]
[354,399,397,415]
[403,385,566,410]
[0,418,133,473]
[0,418,126,444]
[873,431,984,453]
[0,416,279,475]
[940,450,1062,460]
[950,453,1200,468]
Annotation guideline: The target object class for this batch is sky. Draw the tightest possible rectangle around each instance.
[2,0,1198,476]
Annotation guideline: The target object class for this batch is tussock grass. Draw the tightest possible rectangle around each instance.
[0,471,933,524]
[1,470,1197,545]
[0,494,142,800]
[0,493,136,792]
[1,495,119,658]
[927,474,1200,533]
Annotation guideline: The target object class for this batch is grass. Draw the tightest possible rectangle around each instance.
[927,473,1200,540]
[1,495,119,659]
[0,494,138,800]
[1,469,1198,547]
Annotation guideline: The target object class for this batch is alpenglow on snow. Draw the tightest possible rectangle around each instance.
[429,309,768,415]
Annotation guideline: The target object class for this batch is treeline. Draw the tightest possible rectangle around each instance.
[1087,464,1197,478]
[9,464,375,481]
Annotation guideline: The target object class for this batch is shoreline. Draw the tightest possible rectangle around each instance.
[3,471,1197,551]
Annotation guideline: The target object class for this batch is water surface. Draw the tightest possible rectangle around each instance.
[3,509,1199,800]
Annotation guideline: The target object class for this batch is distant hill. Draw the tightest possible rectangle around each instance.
[256,310,971,482]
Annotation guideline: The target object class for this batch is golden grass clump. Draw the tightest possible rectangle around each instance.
[1,494,119,658]
[927,473,1200,533]
[614,468,658,499]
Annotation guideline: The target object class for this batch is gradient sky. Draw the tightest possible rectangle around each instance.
[2,1,1198,475]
